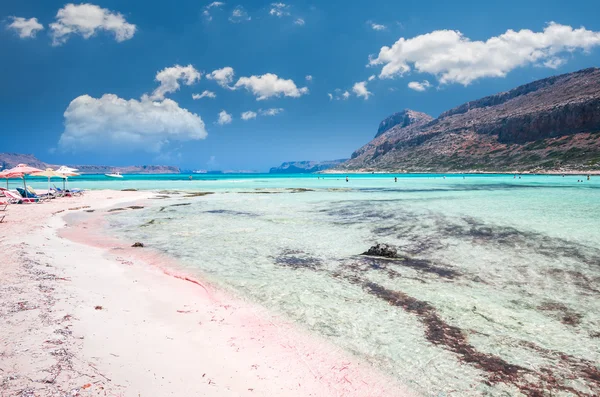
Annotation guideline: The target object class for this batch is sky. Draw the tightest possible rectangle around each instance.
[1,0,600,171]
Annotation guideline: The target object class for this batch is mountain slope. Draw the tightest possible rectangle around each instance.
[270,159,347,173]
[0,153,180,174]
[337,68,600,173]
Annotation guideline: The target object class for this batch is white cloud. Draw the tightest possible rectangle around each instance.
[241,111,257,120]
[542,57,567,69]
[352,81,372,99]
[294,18,305,26]
[371,23,386,31]
[260,108,284,116]
[7,17,44,38]
[408,80,431,92]
[204,2,225,21]
[370,22,600,85]
[58,94,207,153]
[207,66,235,87]
[328,93,333,100]
[305,75,313,81]
[50,3,136,45]
[151,65,201,100]
[342,91,351,100]
[368,75,376,81]
[193,90,217,99]
[234,73,309,100]
[207,1,225,8]
[217,110,232,125]
[269,3,290,17]
[229,6,250,23]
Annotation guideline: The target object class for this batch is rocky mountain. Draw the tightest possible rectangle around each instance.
[336,68,600,173]
[0,153,180,174]
[270,159,348,173]
[375,110,433,138]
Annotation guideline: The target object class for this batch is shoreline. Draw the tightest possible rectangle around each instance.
[319,169,600,175]
[0,190,413,397]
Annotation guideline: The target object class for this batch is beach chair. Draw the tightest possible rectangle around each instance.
[16,188,44,202]
[1,189,36,204]
[53,185,84,196]
[27,185,55,199]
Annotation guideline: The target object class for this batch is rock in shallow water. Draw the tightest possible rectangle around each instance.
[131,242,144,248]
[361,243,398,258]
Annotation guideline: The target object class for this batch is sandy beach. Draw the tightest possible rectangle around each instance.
[0,190,412,397]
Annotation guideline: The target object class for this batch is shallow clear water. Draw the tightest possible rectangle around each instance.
[83,174,599,396]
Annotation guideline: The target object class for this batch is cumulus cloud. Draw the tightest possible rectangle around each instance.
[234,73,309,100]
[369,22,600,85]
[352,81,372,99]
[193,90,217,99]
[260,108,284,116]
[294,18,305,26]
[207,1,225,8]
[241,111,257,120]
[151,65,201,100]
[328,93,333,100]
[207,66,235,87]
[368,75,376,81]
[241,108,283,120]
[408,80,431,92]
[342,91,351,100]
[229,6,250,23]
[371,23,386,31]
[204,2,225,21]
[7,17,44,38]
[269,3,290,17]
[329,90,350,101]
[58,94,207,153]
[217,110,232,125]
[50,3,136,45]
[305,75,313,81]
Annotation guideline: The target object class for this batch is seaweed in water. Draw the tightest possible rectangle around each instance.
[358,280,600,396]
[273,250,322,270]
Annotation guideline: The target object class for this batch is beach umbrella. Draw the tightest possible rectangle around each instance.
[31,168,64,194]
[6,164,43,195]
[0,169,21,189]
[55,166,80,190]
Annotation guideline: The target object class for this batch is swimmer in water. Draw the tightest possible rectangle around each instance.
[189,175,193,180]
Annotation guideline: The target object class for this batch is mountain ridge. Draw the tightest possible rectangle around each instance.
[335,67,600,173]
[0,153,180,174]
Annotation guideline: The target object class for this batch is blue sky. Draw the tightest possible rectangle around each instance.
[1,0,600,171]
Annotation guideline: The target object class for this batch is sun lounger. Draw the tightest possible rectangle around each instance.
[27,185,55,199]
[53,185,84,196]
[16,188,44,202]
[3,189,38,204]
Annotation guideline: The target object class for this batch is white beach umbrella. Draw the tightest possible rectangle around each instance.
[55,166,80,190]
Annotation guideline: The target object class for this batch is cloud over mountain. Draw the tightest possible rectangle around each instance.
[369,22,600,85]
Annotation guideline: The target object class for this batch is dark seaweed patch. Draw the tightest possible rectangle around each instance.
[356,256,459,279]
[537,301,584,326]
[273,250,322,270]
[358,281,599,396]
[204,209,256,217]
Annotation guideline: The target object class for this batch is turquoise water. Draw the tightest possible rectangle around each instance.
[70,174,600,396]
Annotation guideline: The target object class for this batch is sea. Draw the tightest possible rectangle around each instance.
[25,173,600,396]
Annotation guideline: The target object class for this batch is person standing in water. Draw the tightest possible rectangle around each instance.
[346,176,349,182]
[394,177,397,182]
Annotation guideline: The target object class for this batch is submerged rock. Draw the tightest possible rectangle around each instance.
[131,242,144,248]
[361,243,398,258]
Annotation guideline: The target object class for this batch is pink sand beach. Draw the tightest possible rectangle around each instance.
[0,190,414,397]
